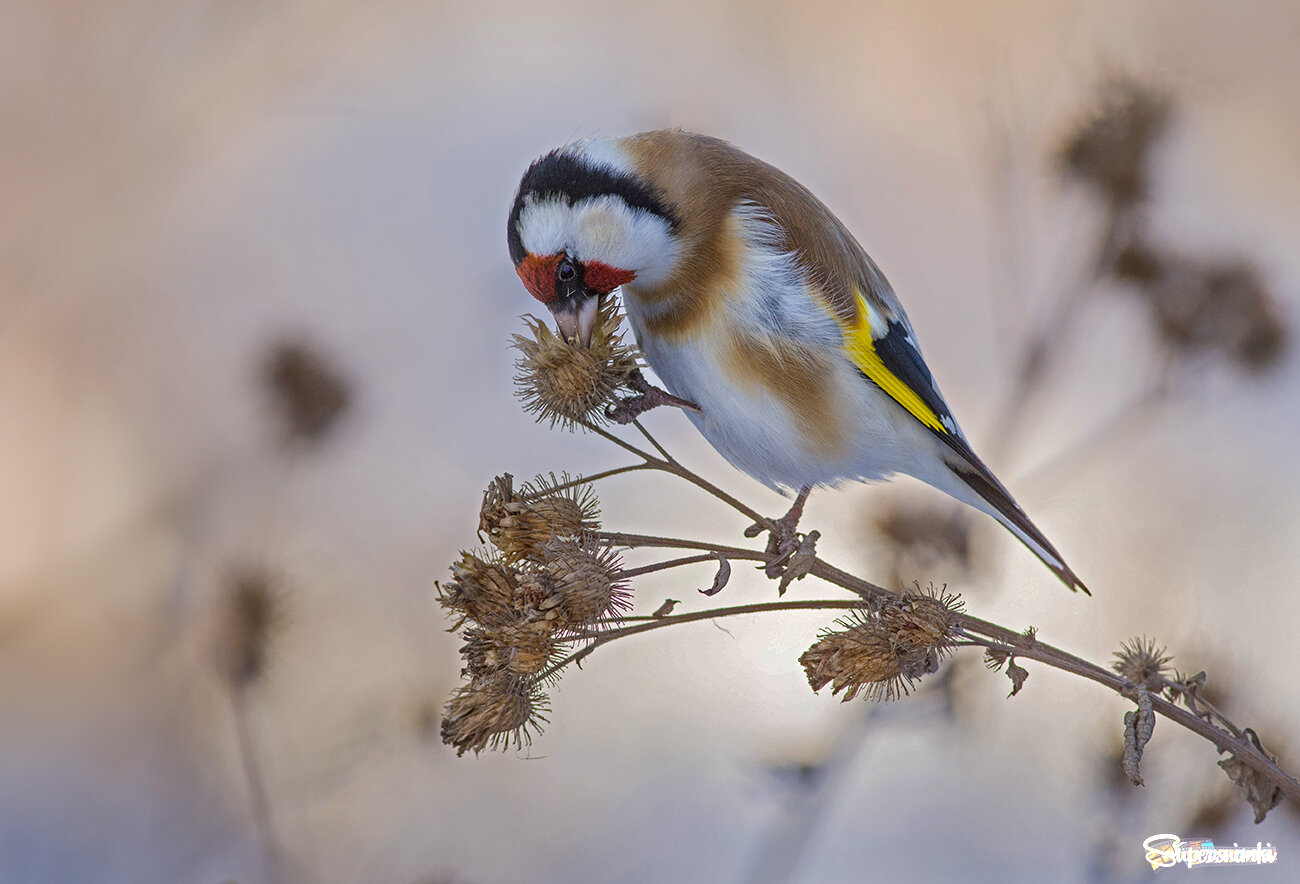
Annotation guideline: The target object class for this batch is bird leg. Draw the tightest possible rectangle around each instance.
[607,368,701,424]
[746,486,812,579]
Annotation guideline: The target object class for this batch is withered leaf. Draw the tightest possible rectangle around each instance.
[1122,686,1155,786]
[700,553,731,597]
[1005,659,1029,697]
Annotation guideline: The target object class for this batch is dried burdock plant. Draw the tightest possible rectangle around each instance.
[437,475,636,753]
[799,586,963,702]
[478,473,600,563]
[539,536,631,629]
[263,339,352,445]
[434,233,1299,827]
[1056,76,1171,208]
[1049,77,1288,386]
[879,586,965,662]
[440,677,550,757]
[438,551,521,629]
[461,618,559,681]
[800,613,904,702]
[1112,636,1172,692]
[513,296,640,429]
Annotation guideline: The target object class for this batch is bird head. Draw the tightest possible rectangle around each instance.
[507,140,680,346]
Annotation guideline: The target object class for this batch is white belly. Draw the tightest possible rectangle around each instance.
[622,304,926,493]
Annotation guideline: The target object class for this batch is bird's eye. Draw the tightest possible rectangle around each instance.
[557,259,577,282]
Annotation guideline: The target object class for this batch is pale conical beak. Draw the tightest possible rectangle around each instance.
[550,293,600,347]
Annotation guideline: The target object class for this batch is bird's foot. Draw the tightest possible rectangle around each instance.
[606,368,700,424]
[746,487,816,591]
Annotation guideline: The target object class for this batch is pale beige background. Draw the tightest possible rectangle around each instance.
[1,1,1297,881]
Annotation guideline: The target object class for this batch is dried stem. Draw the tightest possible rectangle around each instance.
[617,553,719,579]
[534,463,655,497]
[802,556,1298,802]
[537,598,867,681]
[631,418,676,464]
[476,299,1300,810]
[598,530,770,563]
[592,525,1300,804]
[578,418,774,529]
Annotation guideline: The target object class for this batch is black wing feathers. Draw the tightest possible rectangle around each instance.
[873,319,956,436]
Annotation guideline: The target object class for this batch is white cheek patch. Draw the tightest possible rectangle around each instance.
[515,192,680,288]
[571,196,679,288]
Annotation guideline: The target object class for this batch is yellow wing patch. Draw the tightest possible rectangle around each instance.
[830,289,948,435]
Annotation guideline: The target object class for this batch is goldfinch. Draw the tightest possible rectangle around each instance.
[507,130,1086,592]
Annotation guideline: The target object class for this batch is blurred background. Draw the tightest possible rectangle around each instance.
[2,1,1298,881]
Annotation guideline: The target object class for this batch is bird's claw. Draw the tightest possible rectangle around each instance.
[751,486,814,589]
[606,369,700,425]
[777,531,819,595]
[763,528,801,578]
[745,517,797,572]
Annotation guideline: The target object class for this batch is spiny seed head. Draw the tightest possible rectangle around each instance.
[1056,76,1171,207]
[479,473,600,563]
[801,589,962,703]
[438,551,519,628]
[440,677,549,757]
[512,297,640,430]
[512,570,564,620]
[1113,636,1172,691]
[461,618,559,681]
[263,339,352,445]
[879,586,964,658]
[800,615,907,702]
[540,537,630,629]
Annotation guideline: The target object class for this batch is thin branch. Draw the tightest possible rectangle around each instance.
[618,553,718,579]
[785,552,1300,802]
[538,598,866,679]
[631,418,676,464]
[587,517,1300,805]
[597,530,770,565]
[536,463,654,497]
[598,458,1300,804]
[950,621,1300,804]
[647,461,775,530]
[576,418,662,464]
[577,418,774,529]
